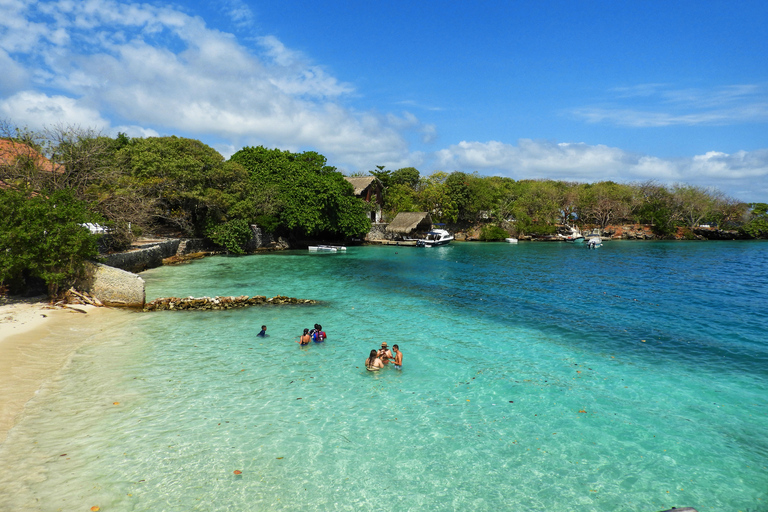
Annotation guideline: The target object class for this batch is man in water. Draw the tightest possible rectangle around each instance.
[257,325,267,337]
[391,344,403,370]
[313,324,327,342]
[379,342,393,365]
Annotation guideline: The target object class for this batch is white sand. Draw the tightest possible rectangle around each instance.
[0,302,123,445]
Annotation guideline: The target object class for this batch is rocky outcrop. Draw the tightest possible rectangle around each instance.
[366,223,390,241]
[143,295,317,311]
[77,262,145,307]
[604,224,657,240]
[691,227,747,240]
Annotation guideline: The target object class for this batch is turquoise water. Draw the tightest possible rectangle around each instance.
[1,241,767,511]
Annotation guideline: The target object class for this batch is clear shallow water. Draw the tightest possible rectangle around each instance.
[1,241,767,512]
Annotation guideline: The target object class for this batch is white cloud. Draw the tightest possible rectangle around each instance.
[220,0,255,28]
[435,139,768,201]
[572,84,768,127]
[0,90,109,129]
[112,124,159,138]
[0,0,424,170]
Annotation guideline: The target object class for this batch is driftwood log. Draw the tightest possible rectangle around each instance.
[143,295,317,312]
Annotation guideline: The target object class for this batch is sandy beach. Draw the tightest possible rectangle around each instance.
[0,301,127,445]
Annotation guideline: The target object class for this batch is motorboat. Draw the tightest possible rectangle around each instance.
[564,235,585,243]
[586,237,602,249]
[308,245,347,252]
[416,229,454,247]
[505,237,518,244]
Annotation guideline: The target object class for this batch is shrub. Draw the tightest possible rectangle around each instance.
[479,225,510,241]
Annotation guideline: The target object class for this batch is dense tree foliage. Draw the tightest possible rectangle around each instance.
[229,146,370,238]
[739,203,768,238]
[370,166,755,239]
[0,187,100,295]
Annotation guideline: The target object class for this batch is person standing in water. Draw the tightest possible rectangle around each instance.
[391,344,403,370]
[379,342,393,365]
[298,328,311,345]
[257,325,267,337]
[313,324,327,342]
[365,349,383,371]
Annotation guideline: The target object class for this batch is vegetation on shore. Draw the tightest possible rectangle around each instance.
[1,120,766,297]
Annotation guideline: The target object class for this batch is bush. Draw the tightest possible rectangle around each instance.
[479,225,510,241]
[0,188,100,296]
[528,223,557,236]
[205,219,253,254]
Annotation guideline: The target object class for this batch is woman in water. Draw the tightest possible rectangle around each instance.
[365,349,383,371]
[299,328,311,346]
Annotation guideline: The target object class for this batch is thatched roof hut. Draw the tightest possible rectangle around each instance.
[386,212,432,234]
[344,176,383,201]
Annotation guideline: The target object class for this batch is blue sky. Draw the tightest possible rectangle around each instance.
[1,0,767,201]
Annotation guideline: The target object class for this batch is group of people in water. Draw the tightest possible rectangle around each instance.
[280,324,402,371]
[366,342,403,371]
[297,324,327,345]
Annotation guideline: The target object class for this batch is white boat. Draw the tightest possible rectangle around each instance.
[416,229,454,247]
[564,235,585,243]
[505,237,518,244]
[308,245,347,252]
[586,237,602,249]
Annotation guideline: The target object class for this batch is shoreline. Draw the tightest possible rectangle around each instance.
[0,301,127,445]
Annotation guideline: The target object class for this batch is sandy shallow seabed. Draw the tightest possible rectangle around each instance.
[0,302,131,445]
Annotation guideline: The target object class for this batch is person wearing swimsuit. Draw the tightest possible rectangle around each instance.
[391,344,403,370]
[298,328,311,346]
[365,349,383,371]
[379,342,393,365]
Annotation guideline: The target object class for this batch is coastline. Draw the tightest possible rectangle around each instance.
[0,302,129,445]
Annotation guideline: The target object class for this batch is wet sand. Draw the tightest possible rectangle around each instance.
[0,302,129,445]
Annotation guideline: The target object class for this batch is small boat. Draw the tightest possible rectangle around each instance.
[586,237,602,249]
[308,245,347,252]
[416,229,454,247]
[505,237,518,244]
[564,235,585,243]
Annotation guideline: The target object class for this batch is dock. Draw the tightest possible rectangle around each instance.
[370,240,418,246]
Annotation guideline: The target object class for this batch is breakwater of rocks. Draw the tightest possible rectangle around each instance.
[143,295,317,311]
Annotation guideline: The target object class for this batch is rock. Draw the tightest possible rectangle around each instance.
[143,295,317,312]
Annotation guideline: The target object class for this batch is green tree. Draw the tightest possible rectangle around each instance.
[631,181,678,236]
[512,180,561,226]
[117,136,248,237]
[578,181,632,232]
[230,146,370,237]
[739,203,768,238]
[0,188,100,296]
[416,171,458,223]
[479,224,510,241]
[383,183,418,217]
[671,184,716,228]
[390,167,420,188]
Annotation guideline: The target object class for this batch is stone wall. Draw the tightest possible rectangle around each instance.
[366,223,390,241]
[77,262,145,307]
[101,239,181,272]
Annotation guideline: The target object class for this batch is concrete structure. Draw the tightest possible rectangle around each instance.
[78,262,145,307]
